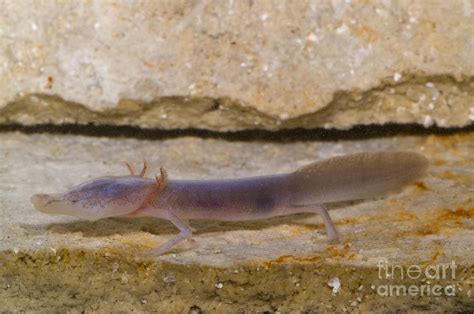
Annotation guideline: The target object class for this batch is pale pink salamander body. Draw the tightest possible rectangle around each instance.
[31,151,428,255]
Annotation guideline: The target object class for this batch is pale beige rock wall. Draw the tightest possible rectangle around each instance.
[0,0,473,130]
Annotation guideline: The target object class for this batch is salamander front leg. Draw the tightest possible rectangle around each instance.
[152,209,193,256]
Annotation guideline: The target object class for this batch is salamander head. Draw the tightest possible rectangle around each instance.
[31,176,154,220]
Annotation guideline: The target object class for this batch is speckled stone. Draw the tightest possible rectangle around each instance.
[0,1,473,130]
[0,131,472,311]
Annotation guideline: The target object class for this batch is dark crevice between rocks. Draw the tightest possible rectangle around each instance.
[0,74,472,140]
[0,122,472,142]
[0,75,473,132]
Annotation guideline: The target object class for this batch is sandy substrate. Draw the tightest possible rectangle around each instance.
[0,130,472,312]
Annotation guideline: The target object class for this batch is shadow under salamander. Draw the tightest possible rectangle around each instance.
[20,213,319,238]
[21,202,358,238]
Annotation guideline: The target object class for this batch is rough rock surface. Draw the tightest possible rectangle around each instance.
[0,130,473,312]
[1,1,473,130]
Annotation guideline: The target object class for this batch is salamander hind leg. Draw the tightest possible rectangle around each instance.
[294,204,340,244]
[315,204,340,244]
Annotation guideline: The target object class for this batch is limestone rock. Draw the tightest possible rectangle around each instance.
[1,131,473,311]
[0,1,473,130]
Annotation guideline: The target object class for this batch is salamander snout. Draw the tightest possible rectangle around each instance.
[31,176,156,220]
[31,193,64,214]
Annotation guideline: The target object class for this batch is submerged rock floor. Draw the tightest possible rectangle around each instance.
[0,130,473,312]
